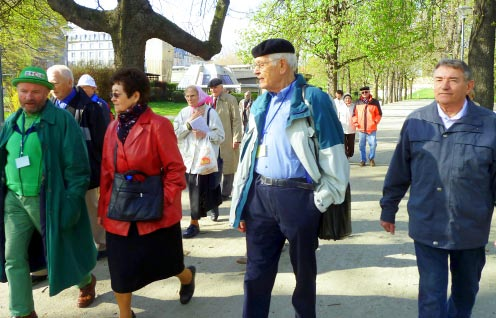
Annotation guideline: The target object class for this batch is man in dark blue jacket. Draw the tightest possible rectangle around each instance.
[380,59,496,317]
[47,65,109,258]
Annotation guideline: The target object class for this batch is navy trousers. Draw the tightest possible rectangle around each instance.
[414,241,486,318]
[243,176,321,318]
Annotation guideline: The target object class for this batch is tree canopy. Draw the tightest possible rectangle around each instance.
[46,0,231,69]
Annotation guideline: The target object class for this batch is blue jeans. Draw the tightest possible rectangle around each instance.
[414,241,485,318]
[358,131,377,162]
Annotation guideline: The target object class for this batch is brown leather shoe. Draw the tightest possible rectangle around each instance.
[370,159,376,167]
[359,161,366,167]
[12,311,38,318]
[77,274,96,308]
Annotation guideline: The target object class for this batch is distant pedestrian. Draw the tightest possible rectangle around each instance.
[208,78,242,220]
[380,59,496,317]
[230,38,349,318]
[0,66,97,318]
[239,91,253,134]
[352,86,382,166]
[336,92,356,158]
[333,89,345,113]
[77,73,114,121]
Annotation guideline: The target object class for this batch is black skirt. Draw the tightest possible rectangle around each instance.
[186,173,222,220]
[106,222,185,293]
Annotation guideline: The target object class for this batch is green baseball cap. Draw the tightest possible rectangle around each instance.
[12,66,54,90]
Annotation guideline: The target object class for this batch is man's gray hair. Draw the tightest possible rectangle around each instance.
[47,64,74,83]
[269,53,298,73]
[434,59,473,81]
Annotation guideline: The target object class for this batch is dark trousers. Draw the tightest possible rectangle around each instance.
[344,133,356,158]
[243,176,321,318]
[414,241,486,318]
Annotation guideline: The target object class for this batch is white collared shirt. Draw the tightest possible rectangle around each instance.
[436,100,468,129]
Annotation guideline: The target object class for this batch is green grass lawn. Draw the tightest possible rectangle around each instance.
[409,88,434,99]
[148,101,186,117]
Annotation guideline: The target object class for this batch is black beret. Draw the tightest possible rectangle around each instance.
[208,78,223,88]
[360,86,370,91]
[251,38,295,58]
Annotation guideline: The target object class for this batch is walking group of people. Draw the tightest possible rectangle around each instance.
[333,86,382,167]
[1,37,495,318]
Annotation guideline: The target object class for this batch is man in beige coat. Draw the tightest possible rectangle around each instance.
[208,78,242,221]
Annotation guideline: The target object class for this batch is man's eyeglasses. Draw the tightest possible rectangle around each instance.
[252,58,282,70]
[109,92,122,99]
[361,90,370,94]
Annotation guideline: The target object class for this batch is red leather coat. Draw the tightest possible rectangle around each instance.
[98,108,186,236]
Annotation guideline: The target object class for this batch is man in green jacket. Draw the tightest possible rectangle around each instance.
[0,66,97,318]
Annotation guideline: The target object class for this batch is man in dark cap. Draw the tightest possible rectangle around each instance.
[206,77,242,222]
[0,66,97,318]
[352,85,382,166]
[229,38,349,318]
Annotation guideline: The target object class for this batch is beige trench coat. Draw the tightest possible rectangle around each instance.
[213,92,242,174]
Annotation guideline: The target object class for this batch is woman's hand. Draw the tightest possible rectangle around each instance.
[188,108,204,122]
[192,129,206,139]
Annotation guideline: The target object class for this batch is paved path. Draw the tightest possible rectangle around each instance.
[2,99,496,317]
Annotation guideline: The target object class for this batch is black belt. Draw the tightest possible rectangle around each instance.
[259,175,315,190]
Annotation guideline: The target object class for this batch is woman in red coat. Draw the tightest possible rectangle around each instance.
[98,68,195,318]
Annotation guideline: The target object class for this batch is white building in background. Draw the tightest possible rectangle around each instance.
[64,24,202,82]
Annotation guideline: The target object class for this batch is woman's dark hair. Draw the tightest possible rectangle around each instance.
[110,67,150,104]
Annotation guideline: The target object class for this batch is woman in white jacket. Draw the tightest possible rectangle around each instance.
[335,93,356,158]
[174,85,225,238]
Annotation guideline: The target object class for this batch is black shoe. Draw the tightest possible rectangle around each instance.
[179,266,196,304]
[210,210,219,221]
[221,195,231,201]
[131,310,136,318]
[31,274,48,286]
[182,225,199,238]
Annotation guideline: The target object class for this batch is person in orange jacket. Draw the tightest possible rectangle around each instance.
[352,86,382,166]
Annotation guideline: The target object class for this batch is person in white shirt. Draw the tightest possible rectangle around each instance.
[335,93,356,158]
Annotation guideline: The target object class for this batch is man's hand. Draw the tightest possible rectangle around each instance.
[238,221,246,233]
[380,220,395,235]
[233,141,240,149]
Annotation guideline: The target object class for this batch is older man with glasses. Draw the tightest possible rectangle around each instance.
[230,38,349,318]
[352,86,382,166]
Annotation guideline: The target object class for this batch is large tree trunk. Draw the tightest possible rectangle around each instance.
[47,0,229,70]
[468,0,495,110]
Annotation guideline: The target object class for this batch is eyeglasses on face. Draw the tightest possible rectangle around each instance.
[109,92,122,99]
[252,58,282,70]
[361,90,370,94]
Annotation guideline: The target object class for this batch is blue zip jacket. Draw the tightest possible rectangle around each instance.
[230,74,349,227]
[380,100,496,249]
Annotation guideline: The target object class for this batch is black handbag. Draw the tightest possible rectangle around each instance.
[107,144,164,222]
[318,184,352,240]
[302,85,352,240]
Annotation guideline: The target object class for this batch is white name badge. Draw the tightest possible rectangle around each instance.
[15,156,30,168]
[256,144,267,158]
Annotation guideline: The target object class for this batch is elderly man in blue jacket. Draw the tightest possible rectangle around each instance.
[380,59,496,317]
[229,39,349,318]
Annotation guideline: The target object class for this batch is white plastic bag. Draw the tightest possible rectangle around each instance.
[194,138,218,175]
